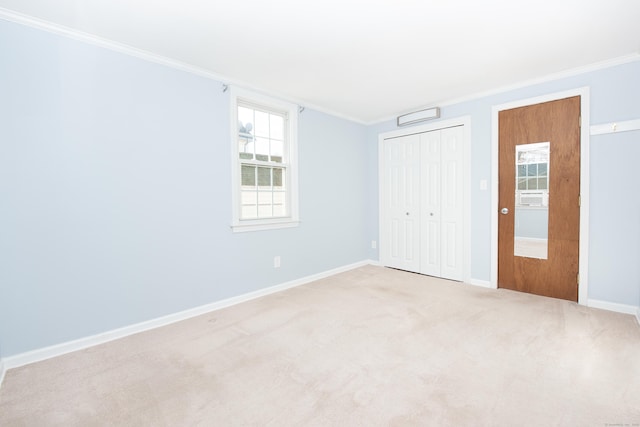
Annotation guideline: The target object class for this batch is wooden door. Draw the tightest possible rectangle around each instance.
[498,96,580,301]
[381,134,421,273]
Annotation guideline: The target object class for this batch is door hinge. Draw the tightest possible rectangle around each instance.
[577,273,580,285]
[578,195,581,207]
[579,116,582,127]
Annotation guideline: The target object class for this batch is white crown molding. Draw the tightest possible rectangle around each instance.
[0,7,222,82]
[2,259,376,370]
[0,8,367,126]
[587,299,639,316]
[371,53,640,125]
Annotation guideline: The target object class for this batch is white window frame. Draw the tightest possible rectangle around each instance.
[230,87,299,232]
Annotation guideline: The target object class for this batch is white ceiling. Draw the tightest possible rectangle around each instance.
[2,0,639,123]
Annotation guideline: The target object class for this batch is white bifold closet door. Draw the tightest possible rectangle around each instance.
[420,127,464,280]
[381,133,421,273]
[381,126,464,281]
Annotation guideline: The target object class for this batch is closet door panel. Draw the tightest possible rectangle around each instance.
[440,126,464,280]
[420,130,441,276]
[381,134,421,272]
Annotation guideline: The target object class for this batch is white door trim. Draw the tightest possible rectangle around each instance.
[490,88,590,305]
[379,116,471,283]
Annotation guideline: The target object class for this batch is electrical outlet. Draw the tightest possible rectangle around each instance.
[371,240,377,249]
[274,256,281,268]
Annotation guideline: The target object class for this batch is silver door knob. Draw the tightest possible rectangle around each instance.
[500,207,509,215]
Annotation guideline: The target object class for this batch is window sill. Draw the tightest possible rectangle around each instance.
[231,219,300,233]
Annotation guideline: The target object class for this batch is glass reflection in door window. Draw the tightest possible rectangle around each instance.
[514,142,549,259]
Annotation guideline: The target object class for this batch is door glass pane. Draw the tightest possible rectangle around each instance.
[514,142,549,259]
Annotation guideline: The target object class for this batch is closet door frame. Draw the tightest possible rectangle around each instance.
[378,116,471,283]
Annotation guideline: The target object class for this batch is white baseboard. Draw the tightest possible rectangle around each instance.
[467,278,493,289]
[587,299,639,316]
[0,358,6,390]
[3,259,375,371]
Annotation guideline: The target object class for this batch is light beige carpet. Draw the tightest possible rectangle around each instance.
[1,265,639,426]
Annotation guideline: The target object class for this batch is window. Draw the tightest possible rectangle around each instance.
[230,88,299,232]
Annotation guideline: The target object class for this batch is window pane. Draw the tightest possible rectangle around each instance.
[273,191,286,217]
[257,167,271,188]
[238,107,253,134]
[255,137,269,162]
[239,137,253,160]
[258,204,272,218]
[273,203,286,217]
[517,178,527,190]
[527,177,538,190]
[538,163,547,176]
[273,168,284,187]
[271,139,283,163]
[241,188,258,220]
[538,177,548,190]
[241,165,256,187]
[273,191,286,205]
[241,204,257,219]
[241,190,257,206]
[258,191,272,205]
[270,114,284,140]
[527,164,538,176]
[254,110,269,137]
[517,151,527,163]
[517,165,526,178]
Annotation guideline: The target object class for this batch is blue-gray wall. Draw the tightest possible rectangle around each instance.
[0,19,369,357]
[368,60,640,307]
[1,18,639,358]
[589,131,640,304]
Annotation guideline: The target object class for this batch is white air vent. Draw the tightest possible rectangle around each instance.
[518,191,547,206]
